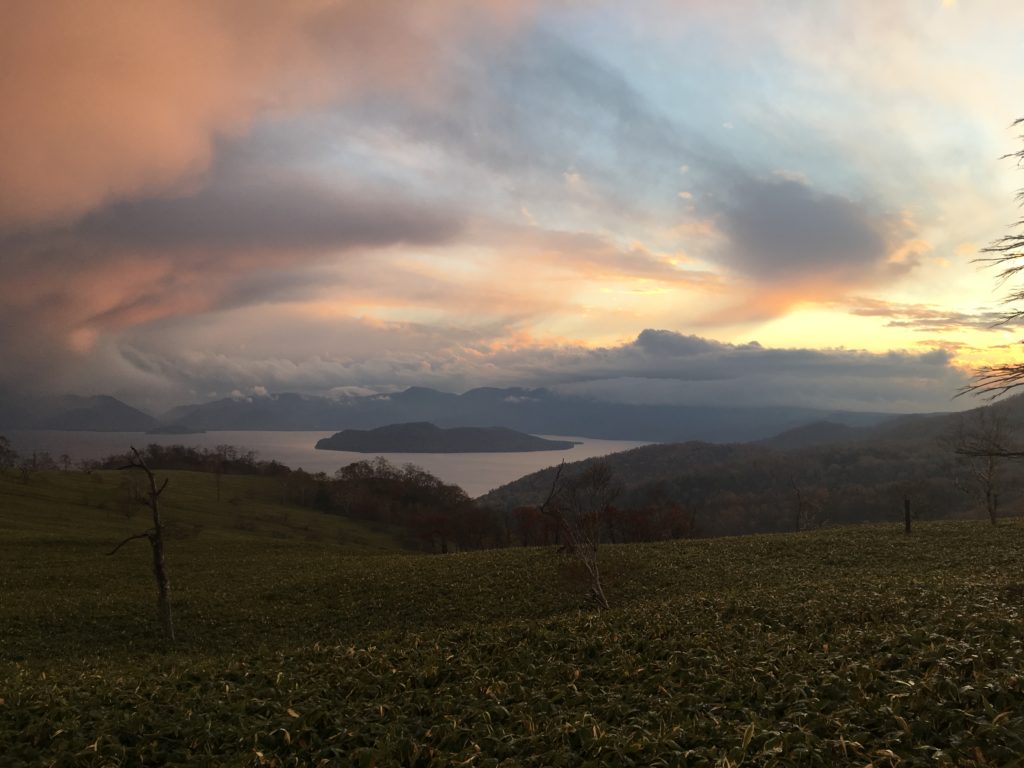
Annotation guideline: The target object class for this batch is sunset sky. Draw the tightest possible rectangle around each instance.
[3,0,1024,413]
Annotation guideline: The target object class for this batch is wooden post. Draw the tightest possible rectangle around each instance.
[904,497,911,535]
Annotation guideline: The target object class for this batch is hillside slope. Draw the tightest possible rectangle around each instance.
[0,468,403,550]
[0,394,158,431]
[477,430,1024,535]
[2,502,1023,765]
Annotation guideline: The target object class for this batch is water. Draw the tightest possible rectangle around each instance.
[2,430,650,497]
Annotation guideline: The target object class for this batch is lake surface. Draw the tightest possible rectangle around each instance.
[3,430,650,497]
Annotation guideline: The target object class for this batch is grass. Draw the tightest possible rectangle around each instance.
[0,469,401,549]
[2,469,1024,765]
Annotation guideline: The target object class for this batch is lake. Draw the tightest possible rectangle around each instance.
[2,430,650,497]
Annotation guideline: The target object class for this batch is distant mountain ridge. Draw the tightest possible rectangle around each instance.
[160,386,901,443]
[0,394,158,432]
[0,385,976,445]
[315,422,577,453]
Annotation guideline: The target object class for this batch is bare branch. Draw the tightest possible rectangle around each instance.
[949,407,1009,525]
[955,447,1024,458]
[537,460,565,519]
[962,123,1024,398]
[107,530,153,556]
[110,444,175,640]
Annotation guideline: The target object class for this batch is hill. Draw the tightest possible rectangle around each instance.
[478,424,1024,537]
[2,477,1023,765]
[755,420,861,450]
[0,393,158,431]
[0,467,403,550]
[315,422,577,453]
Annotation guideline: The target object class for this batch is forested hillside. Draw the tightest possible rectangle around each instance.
[480,398,1024,537]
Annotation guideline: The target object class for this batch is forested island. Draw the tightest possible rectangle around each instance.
[315,422,577,453]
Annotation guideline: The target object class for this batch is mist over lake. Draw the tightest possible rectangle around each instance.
[3,430,649,497]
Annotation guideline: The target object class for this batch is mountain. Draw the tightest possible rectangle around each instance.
[161,387,900,443]
[315,422,577,453]
[0,394,158,432]
[756,420,862,450]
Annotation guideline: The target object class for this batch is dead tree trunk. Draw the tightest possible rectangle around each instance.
[952,406,1009,525]
[108,446,175,641]
[539,461,616,611]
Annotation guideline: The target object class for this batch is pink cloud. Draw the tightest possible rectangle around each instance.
[0,0,527,230]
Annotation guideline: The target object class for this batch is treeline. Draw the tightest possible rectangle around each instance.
[0,438,695,553]
[9,433,1011,551]
[90,443,292,477]
[0,435,74,473]
[278,456,692,553]
[482,437,1024,538]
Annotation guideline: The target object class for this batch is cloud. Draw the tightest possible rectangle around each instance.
[533,333,970,413]
[715,177,893,279]
[0,2,1003,416]
[684,175,930,322]
[846,297,1013,332]
[708,175,929,306]
[0,0,525,231]
[339,27,715,231]
[0,158,464,394]
[76,162,462,253]
[49,320,971,415]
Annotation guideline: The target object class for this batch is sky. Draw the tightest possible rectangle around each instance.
[2,0,1024,414]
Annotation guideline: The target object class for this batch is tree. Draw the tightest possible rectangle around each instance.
[0,435,17,470]
[790,477,827,532]
[542,461,621,610]
[952,406,1012,524]
[108,447,175,641]
[964,118,1024,397]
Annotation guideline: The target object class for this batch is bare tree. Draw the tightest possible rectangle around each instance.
[952,407,1012,524]
[0,435,17,470]
[108,447,175,641]
[790,478,827,532]
[963,118,1024,397]
[540,461,620,610]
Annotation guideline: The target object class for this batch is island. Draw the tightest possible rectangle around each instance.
[315,422,578,453]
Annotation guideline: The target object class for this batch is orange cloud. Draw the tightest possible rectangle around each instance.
[0,0,527,230]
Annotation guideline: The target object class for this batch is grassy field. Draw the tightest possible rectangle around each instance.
[3,470,1024,765]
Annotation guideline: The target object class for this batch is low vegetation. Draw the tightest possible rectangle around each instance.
[3,464,1024,765]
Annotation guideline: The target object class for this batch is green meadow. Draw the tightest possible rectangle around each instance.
[3,469,1024,766]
